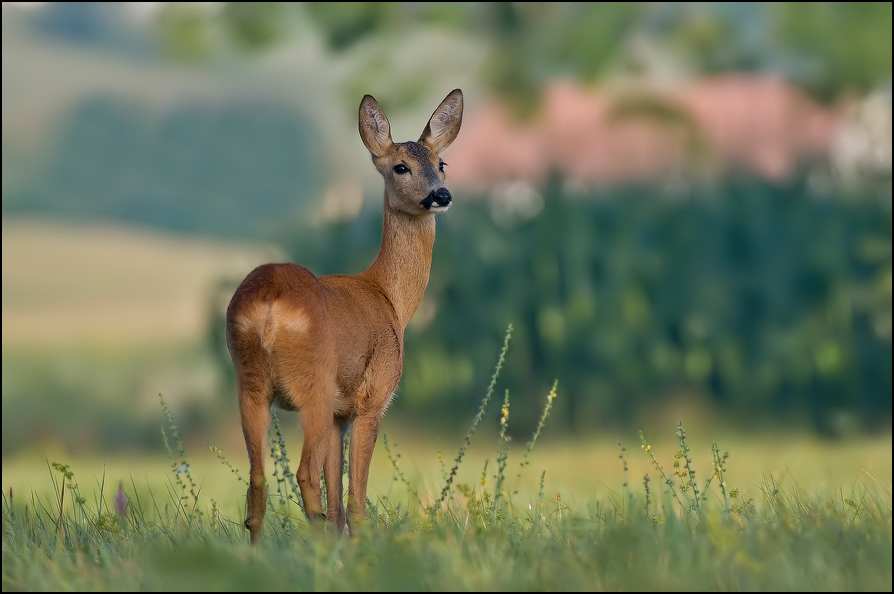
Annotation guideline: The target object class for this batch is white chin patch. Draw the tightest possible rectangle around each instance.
[428,204,451,213]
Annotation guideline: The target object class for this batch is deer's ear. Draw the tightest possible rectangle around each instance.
[419,89,463,154]
[359,94,393,157]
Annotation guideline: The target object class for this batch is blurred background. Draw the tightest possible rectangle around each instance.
[2,3,891,474]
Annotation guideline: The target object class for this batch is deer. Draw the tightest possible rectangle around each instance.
[225,89,463,544]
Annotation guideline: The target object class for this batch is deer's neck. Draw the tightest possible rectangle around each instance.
[362,199,437,330]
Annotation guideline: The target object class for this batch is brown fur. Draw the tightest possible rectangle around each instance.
[225,90,464,544]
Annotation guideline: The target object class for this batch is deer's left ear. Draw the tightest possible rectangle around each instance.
[419,89,463,154]
[359,94,393,158]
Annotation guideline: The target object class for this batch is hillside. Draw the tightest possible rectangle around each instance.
[2,216,282,347]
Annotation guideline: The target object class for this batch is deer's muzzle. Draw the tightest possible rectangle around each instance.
[421,188,452,212]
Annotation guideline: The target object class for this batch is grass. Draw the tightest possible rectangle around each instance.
[2,326,892,591]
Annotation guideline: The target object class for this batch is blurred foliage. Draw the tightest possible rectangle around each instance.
[172,2,893,111]
[771,2,893,103]
[18,3,893,108]
[156,2,214,60]
[303,2,640,117]
[220,2,286,51]
[641,3,893,102]
[304,2,405,51]
[156,2,289,59]
[267,174,892,439]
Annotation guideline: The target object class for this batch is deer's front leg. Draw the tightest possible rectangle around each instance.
[324,418,349,532]
[347,413,381,536]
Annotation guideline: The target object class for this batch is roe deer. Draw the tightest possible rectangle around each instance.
[226,89,463,544]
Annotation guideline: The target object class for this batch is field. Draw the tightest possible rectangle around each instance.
[1,216,282,346]
[2,218,891,591]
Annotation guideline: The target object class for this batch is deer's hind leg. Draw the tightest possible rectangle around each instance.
[234,353,274,547]
[291,382,336,525]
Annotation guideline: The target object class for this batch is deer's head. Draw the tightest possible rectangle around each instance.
[359,89,464,217]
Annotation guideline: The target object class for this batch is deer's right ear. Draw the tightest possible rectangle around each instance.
[419,88,463,154]
[359,95,393,157]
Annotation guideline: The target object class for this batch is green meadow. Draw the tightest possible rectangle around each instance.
[2,385,891,591]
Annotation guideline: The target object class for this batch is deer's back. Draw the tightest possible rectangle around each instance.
[225,262,330,365]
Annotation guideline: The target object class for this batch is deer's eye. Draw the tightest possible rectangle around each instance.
[393,164,410,175]
[439,162,446,173]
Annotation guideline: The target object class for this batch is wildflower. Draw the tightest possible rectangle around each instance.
[115,480,128,518]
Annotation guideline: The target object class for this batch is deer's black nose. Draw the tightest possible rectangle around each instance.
[433,188,452,206]
[421,188,452,210]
